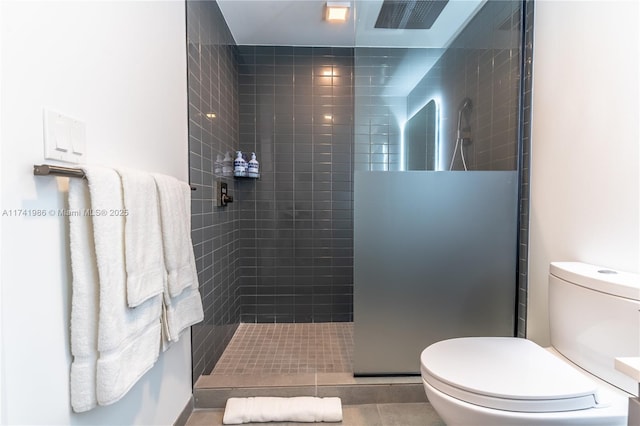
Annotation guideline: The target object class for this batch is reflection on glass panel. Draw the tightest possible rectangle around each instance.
[405,99,438,171]
[354,1,523,172]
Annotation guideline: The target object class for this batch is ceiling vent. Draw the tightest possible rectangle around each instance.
[375,0,449,30]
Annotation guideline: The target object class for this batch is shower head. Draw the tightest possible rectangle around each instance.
[457,97,473,145]
[459,98,472,113]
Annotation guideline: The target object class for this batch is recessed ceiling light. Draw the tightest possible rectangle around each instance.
[325,1,350,22]
[206,112,217,119]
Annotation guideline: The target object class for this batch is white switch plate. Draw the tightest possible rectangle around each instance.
[43,109,86,163]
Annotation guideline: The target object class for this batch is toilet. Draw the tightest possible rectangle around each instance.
[420,262,639,426]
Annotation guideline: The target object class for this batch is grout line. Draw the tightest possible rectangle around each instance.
[375,403,384,425]
[314,372,318,396]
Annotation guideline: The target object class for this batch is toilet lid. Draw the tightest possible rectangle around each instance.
[420,337,600,413]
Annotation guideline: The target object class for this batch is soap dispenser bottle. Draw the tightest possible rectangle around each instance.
[234,151,246,176]
[214,154,223,176]
[222,152,233,176]
[248,152,259,177]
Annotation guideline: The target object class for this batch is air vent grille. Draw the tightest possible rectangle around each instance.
[374,0,449,30]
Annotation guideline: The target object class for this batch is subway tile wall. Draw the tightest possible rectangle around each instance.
[187,0,241,382]
[354,48,409,172]
[235,47,355,323]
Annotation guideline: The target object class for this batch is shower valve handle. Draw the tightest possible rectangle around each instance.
[222,194,234,205]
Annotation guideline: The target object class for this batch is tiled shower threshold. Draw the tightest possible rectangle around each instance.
[193,323,426,409]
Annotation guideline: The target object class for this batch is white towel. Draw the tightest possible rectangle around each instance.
[115,168,165,307]
[153,173,199,298]
[153,173,203,350]
[81,166,162,407]
[68,178,99,413]
[222,397,343,424]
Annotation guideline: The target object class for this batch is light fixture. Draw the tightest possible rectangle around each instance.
[325,1,350,22]
[205,112,217,119]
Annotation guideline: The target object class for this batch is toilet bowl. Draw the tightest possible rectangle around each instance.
[419,262,639,426]
[420,337,629,426]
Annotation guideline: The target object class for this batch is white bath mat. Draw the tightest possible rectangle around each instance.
[222,396,343,424]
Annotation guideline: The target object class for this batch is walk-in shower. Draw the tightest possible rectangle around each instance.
[186,0,531,382]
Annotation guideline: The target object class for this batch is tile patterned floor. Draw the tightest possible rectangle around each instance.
[211,322,354,375]
[195,323,446,425]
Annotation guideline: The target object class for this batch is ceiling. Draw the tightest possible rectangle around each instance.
[217,0,486,48]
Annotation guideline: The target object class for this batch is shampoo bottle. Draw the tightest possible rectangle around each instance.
[214,154,223,176]
[234,151,246,175]
[222,152,233,176]
[248,152,259,177]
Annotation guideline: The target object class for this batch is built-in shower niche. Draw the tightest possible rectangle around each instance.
[405,99,438,171]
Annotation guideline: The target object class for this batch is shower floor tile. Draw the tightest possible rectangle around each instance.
[210,322,354,375]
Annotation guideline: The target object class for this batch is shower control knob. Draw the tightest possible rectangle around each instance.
[222,194,234,205]
[216,181,234,207]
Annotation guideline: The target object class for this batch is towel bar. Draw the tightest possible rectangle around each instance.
[33,164,197,190]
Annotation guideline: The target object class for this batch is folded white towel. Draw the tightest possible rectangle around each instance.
[81,166,162,407]
[223,397,343,424]
[68,178,99,413]
[115,168,165,308]
[153,173,199,298]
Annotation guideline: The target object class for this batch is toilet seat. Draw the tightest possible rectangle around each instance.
[420,337,601,413]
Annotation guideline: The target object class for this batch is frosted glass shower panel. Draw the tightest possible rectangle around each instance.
[353,171,518,375]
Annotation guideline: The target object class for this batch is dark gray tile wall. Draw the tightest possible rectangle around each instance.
[407,0,522,171]
[354,49,409,171]
[235,46,354,323]
[517,0,534,338]
[187,0,241,382]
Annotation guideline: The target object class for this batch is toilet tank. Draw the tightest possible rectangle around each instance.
[549,262,640,396]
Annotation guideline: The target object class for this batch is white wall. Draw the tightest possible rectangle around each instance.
[528,0,640,345]
[0,1,191,425]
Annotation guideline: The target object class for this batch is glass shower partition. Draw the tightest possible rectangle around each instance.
[352,0,523,374]
[353,171,518,374]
